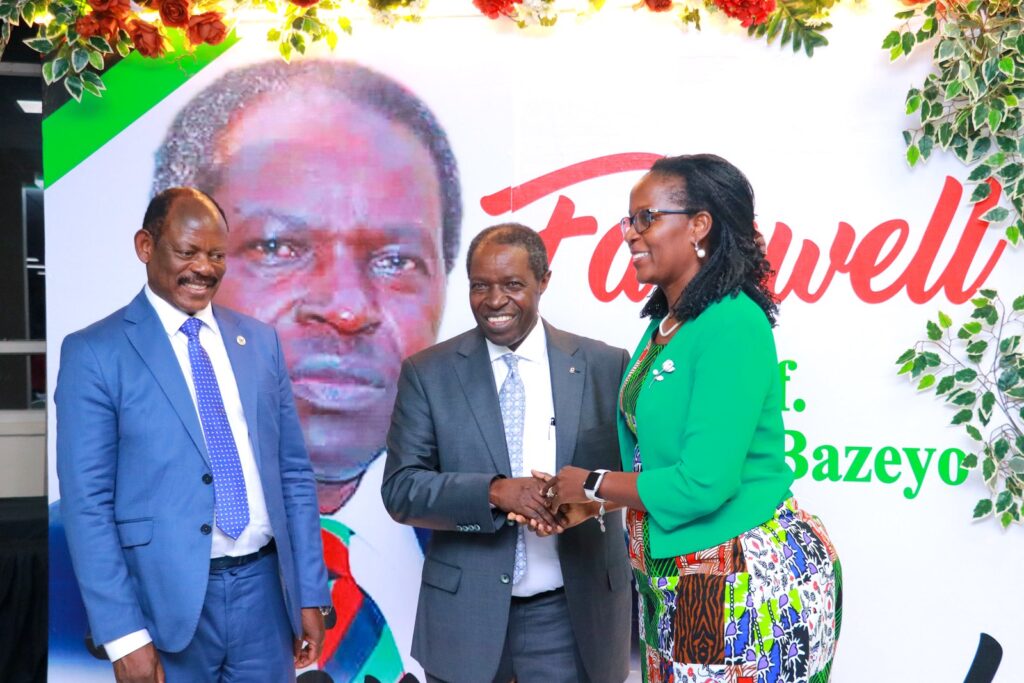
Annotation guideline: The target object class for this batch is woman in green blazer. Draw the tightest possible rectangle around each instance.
[543,154,842,683]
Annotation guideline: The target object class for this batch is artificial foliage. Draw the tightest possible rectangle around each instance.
[886,0,1024,244]
[0,0,844,101]
[897,289,1024,529]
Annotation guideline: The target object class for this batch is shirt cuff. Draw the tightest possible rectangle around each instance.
[103,629,152,662]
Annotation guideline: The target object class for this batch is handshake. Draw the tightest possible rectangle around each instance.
[488,465,601,536]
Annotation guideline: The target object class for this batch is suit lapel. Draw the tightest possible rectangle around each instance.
[216,307,261,471]
[453,330,512,477]
[546,322,585,470]
[123,290,210,466]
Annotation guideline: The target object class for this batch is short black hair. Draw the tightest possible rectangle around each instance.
[142,187,226,243]
[641,154,778,326]
[151,59,462,272]
[466,223,549,282]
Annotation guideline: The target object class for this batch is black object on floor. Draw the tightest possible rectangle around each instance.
[0,496,47,683]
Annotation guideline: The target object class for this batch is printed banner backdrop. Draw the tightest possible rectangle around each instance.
[44,3,1022,681]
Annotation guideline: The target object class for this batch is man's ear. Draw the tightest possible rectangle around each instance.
[538,269,551,295]
[134,229,154,264]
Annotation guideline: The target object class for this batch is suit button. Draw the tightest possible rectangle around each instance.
[200,524,212,535]
[472,524,481,531]
[202,474,213,485]
[499,573,511,584]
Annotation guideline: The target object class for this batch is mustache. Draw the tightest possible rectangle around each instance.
[178,274,218,287]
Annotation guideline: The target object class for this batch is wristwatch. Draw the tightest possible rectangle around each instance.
[583,469,610,503]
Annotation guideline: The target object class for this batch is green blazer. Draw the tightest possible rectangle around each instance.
[617,291,794,559]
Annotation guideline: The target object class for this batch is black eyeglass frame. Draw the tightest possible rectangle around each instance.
[619,208,697,236]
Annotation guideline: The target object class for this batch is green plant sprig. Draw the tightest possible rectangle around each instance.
[896,288,1024,529]
[748,0,837,57]
[884,0,1024,246]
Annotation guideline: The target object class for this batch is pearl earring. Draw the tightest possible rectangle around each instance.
[693,242,706,259]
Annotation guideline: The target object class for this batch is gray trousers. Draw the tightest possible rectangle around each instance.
[427,589,590,683]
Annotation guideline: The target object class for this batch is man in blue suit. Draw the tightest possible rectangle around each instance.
[55,187,331,682]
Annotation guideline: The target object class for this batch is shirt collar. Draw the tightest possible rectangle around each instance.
[144,284,220,339]
[485,317,548,365]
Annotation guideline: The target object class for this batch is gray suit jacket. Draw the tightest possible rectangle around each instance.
[382,322,631,683]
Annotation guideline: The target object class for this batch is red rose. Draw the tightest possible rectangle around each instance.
[187,12,228,46]
[88,0,130,16]
[128,18,166,57]
[645,0,674,11]
[94,11,124,42]
[75,14,101,38]
[713,0,775,27]
[158,0,190,28]
[288,0,321,7]
[473,0,523,20]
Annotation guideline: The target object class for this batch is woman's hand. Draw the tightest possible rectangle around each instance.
[543,465,591,507]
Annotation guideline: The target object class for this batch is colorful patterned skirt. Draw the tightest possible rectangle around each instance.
[628,494,842,683]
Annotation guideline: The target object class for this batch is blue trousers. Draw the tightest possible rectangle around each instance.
[160,552,295,682]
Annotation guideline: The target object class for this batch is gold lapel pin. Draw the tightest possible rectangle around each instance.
[236,335,246,346]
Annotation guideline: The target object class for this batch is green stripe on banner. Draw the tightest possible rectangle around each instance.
[42,30,238,187]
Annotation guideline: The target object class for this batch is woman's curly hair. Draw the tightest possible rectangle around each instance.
[639,153,778,326]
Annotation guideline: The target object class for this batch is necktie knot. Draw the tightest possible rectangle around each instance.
[501,353,520,372]
[180,316,203,340]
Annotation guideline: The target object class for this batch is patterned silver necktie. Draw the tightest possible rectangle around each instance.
[498,353,527,584]
[180,317,249,539]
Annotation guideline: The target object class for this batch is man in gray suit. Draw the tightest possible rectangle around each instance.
[382,223,631,683]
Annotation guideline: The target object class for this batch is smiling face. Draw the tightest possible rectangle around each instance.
[135,196,227,314]
[468,241,549,350]
[625,172,710,307]
[210,87,446,483]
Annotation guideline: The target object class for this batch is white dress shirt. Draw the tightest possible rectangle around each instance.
[486,319,564,597]
[306,453,425,680]
[104,287,274,661]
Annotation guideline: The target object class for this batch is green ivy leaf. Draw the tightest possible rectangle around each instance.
[983,456,997,483]
[968,164,992,181]
[999,56,1015,76]
[995,489,1013,513]
[951,408,973,424]
[64,74,83,102]
[966,339,991,356]
[1012,295,1024,312]
[963,453,979,468]
[936,374,956,394]
[81,71,105,92]
[926,320,942,340]
[898,360,914,375]
[998,163,1023,182]
[938,311,952,329]
[922,351,941,367]
[979,288,996,299]
[907,144,921,167]
[24,37,55,53]
[970,181,994,203]
[945,80,964,99]
[956,368,978,382]
[973,497,993,518]
[1001,511,1013,528]
[918,374,936,390]
[88,36,112,53]
[882,30,900,49]
[958,321,983,338]
[1006,224,1020,245]
[87,50,103,71]
[906,94,922,115]
[953,390,977,406]
[994,438,1010,461]
[982,206,1010,222]
[966,424,983,440]
[896,348,916,364]
[1008,456,1024,475]
[998,368,1020,391]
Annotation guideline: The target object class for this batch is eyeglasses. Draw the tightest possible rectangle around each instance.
[619,208,696,236]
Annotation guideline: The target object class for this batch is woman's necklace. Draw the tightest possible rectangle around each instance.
[658,316,681,337]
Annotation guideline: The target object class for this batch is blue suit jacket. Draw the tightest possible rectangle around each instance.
[55,289,330,653]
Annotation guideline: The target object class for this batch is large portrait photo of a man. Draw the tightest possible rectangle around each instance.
[50,58,461,683]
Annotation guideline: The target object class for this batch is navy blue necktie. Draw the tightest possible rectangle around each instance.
[180,317,249,539]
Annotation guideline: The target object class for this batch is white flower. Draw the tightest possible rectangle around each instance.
[661,359,675,373]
